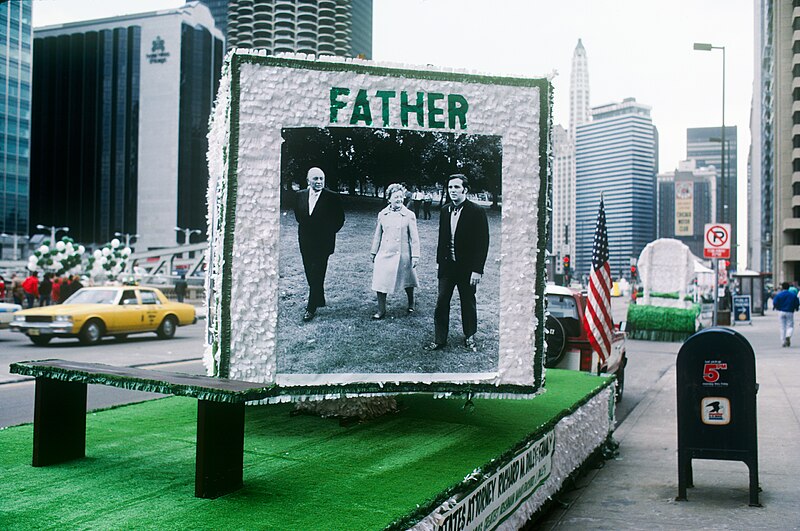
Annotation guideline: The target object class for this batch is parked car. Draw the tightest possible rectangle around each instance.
[544,285,627,399]
[0,302,22,329]
[9,286,196,346]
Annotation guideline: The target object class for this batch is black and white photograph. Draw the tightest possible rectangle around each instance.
[276,127,502,376]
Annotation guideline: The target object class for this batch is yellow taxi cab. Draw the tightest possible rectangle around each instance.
[9,286,197,346]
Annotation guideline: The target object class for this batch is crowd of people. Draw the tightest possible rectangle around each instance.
[0,272,84,308]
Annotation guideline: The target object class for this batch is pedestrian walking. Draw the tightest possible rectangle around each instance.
[22,271,39,308]
[174,274,188,303]
[11,273,24,306]
[39,273,53,306]
[773,282,800,347]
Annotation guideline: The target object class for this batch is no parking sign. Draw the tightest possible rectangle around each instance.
[704,224,731,259]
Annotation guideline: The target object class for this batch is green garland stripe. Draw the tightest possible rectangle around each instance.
[219,55,243,379]
[10,362,274,404]
[236,53,550,89]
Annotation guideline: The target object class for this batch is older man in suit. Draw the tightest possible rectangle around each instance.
[295,167,345,321]
[424,173,490,351]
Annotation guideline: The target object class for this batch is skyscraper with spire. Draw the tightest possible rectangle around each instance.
[551,39,590,282]
[569,39,591,142]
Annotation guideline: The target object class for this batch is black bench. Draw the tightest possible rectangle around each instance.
[10,359,274,499]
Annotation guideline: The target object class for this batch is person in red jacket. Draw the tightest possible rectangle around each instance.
[22,271,39,308]
[52,276,62,304]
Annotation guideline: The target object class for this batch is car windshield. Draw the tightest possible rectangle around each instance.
[65,289,118,305]
[546,294,580,319]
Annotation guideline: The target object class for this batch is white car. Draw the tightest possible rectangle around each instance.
[0,302,22,329]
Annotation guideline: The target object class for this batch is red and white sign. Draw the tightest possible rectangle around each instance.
[704,223,731,259]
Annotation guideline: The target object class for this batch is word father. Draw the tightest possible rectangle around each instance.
[330,87,469,129]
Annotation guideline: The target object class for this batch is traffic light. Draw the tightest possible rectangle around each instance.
[563,255,570,274]
[723,260,730,269]
[630,265,637,281]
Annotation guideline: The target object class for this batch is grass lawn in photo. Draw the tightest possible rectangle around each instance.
[277,205,501,375]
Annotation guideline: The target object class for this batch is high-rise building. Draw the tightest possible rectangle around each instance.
[549,39,588,278]
[226,0,372,58]
[198,0,229,37]
[31,1,223,250]
[686,126,738,266]
[569,38,590,144]
[0,0,32,252]
[551,124,574,277]
[749,0,772,274]
[753,0,799,283]
[575,98,657,280]
[657,160,716,258]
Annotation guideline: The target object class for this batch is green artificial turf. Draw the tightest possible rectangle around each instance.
[0,369,611,530]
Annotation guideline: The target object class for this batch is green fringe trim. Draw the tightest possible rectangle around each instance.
[627,303,700,334]
[219,55,242,379]
[9,363,274,404]
[534,77,554,391]
[628,329,693,342]
[236,52,550,90]
[383,381,615,531]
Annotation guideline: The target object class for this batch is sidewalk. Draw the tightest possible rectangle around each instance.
[542,314,800,529]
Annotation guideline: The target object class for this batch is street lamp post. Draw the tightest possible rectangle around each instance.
[35,224,69,244]
[114,232,140,249]
[174,227,202,245]
[175,227,202,261]
[694,42,726,327]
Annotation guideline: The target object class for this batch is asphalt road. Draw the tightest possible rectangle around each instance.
[0,323,207,428]
[0,295,662,428]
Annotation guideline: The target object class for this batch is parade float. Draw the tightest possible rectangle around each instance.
[201,51,616,527]
[627,238,705,342]
[1,51,617,530]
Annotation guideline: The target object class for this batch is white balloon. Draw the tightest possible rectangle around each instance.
[102,247,111,256]
[39,245,49,254]
[122,247,131,256]
[93,249,103,259]
[53,261,62,271]
[98,256,107,265]
[28,256,37,264]
[111,238,120,248]
[55,241,66,251]
[77,245,85,254]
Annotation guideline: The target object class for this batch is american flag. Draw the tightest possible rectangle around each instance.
[583,197,613,364]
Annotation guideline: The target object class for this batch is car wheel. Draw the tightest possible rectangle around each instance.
[114,334,128,342]
[157,316,177,339]
[614,360,626,401]
[30,336,52,346]
[79,319,104,345]
[544,315,567,368]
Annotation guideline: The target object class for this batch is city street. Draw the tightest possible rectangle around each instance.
[3,296,659,428]
[0,322,206,428]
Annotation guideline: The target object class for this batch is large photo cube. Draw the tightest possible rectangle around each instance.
[205,52,551,398]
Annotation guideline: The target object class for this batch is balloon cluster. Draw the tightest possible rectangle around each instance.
[27,237,85,277]
[86,238,132,282]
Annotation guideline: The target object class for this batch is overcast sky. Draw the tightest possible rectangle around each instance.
[33,0,755,263]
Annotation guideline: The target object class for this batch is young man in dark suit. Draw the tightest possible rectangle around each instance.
[425,173,490,351]
[294,167,345,321]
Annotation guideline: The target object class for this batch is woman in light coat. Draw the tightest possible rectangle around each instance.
[370,183,420,319]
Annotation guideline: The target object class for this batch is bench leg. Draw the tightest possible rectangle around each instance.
[33,377,87,467]
[195,400,245,499]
